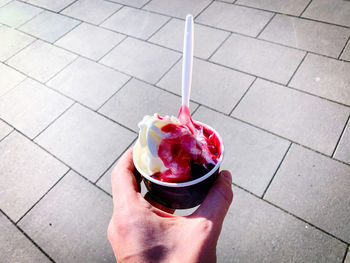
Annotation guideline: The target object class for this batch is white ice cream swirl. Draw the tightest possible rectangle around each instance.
[134,114,181,175]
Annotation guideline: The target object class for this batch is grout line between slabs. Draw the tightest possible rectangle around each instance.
[3,36,37,64]
[342,248,349,263]
[286,51,308,86]
[58,0,79,13]
[299,0,313,17]
[97,3,124,26]
[0,209,56,263]
[0,73,27,98]
[44,56,80,84]
[146,16,172,41]
[15,0,63,14]
[96,34,128,63]
[15,8,46,29]
[338,36,350,60]
[52,20,83,44]
[255,12,276,38]
[191,103,201,116]
[155,56,182,85]
[207,32,232,61]
[228,77,257,115]
[230,182,350,247]
[0,0,11,8]
[95,77,133,112]
[94,137,137,184]
[0,127,15,142]
[32,102,76,141]
[261,142,292,198]
[140,0,152,9]
[194,0,214,20]
[16,169,72,224]
[331,114,350,158]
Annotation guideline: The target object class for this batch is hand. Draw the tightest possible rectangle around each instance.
[107,148,233,263]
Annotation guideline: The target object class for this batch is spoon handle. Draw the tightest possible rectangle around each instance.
[181,14,194,108]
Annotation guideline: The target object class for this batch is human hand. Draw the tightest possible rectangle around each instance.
[107,148,233,263]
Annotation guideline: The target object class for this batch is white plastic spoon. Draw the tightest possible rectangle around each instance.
[178,14,194,130]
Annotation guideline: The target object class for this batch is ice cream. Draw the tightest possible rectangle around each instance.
[134,108,221,183]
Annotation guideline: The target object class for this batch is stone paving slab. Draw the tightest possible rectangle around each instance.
[55,22,125,61]
[61,0,122,25]
[259,15,350,58]
[210,34,305,84]
[217,185,347,263]
[27,0,75,12]
[193,106,290,196]
[19,10,80,43]
[0,62,26,96]
[196,1,273,37]
[265,144,350,243]
[7,40,77,83]
[0,78,73,139]
[18,171,115,263]
[35,104,136,182]
[0,131,68,222]
[232,79,350,155]
[290,53,350,106]
[341,41,350,62]
[100,37,181,84]
[158,58,254,114]
[99,78,198,131]
[302,0,350,27]
[143,0,211,19]
[0,211,50,263]
[334,121,350,165]
[0,119,13,140]
[47,57,130,110]
[235,0,310,16]
[0,1,42,28]
[149,18,229,59]
[101,6,169,40]
[0,25,35,62]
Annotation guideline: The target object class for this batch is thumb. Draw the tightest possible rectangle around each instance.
[191,170,233,225]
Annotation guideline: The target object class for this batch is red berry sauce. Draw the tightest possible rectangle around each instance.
[151,109,221,183]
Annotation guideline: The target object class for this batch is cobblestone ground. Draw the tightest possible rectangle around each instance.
[0,0,350,262]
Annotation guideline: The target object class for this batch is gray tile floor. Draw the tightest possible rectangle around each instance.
[0,0,349,262]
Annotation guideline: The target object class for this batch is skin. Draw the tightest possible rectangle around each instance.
[108,148,233,263]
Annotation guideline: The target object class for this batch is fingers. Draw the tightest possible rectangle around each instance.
[190,170,233,225]
[111,148,141,206]
[144,193,176,215]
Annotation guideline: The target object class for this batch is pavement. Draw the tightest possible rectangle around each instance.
[0,0,350,262]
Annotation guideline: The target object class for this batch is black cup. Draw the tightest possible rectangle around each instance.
[133,123,224,209]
